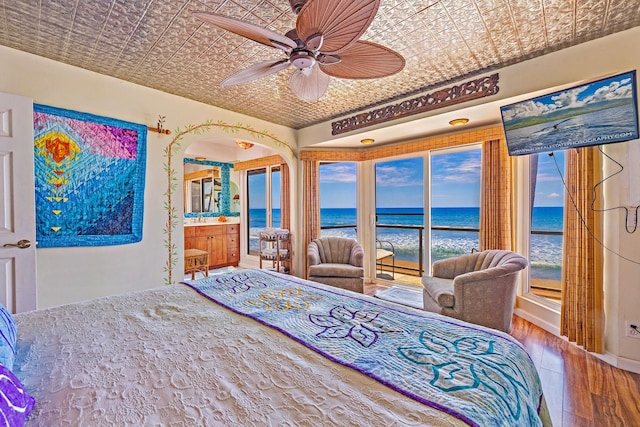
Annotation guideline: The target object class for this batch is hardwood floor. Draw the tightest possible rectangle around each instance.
[364,284,640,427]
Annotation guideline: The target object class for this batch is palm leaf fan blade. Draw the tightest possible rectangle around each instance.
[296,0,380,53]
[320,40,405,79]
[193,12,297,51]
[221,59,291,87]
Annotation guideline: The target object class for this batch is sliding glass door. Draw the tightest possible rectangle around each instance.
[246,166,281,255]
[371,146,480,285]
[430,147,481,264]
[374,157,424,282]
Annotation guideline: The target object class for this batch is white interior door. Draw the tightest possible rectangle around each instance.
[0,92,37,313]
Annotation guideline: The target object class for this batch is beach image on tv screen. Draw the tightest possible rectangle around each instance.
[500,71,639,156]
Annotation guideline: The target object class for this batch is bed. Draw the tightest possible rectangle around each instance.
[6,268,551,426]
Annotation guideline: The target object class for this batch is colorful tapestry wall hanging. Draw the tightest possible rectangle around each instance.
[33,104,147,247]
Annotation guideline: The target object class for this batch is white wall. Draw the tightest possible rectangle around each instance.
[0,45,297,308]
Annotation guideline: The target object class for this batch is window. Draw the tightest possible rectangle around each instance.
[319,162,357,239]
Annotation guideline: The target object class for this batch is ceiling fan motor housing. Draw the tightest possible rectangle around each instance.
[290,49,316,69]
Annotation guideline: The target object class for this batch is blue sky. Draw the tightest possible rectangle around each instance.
[318,149,566,209]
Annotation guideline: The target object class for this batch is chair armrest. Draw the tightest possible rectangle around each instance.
[349,243,364,267]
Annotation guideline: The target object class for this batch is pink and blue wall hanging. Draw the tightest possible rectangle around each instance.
[33,104,147,247]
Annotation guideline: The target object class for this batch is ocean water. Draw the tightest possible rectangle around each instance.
[249,207,563,281]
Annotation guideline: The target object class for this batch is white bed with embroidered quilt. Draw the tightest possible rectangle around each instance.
[9,269,551,426]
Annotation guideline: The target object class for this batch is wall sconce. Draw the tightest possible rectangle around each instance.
[236,140,254,150]
[360,138,375,145]
[448,118,469,126]
[233,194,240,204]
[195,156,206,161]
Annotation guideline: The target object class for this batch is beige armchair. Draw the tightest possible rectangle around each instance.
[422,250,528,333]
[307,237,364,293]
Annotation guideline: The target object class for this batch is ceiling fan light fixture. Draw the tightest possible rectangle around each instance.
[449,118,469,126]
[236,140,254,150]
[360,138,375,145]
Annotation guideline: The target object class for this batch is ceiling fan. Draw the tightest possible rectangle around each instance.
[193,0,405,102]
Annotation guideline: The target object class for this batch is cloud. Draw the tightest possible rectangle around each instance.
[375,165,423,187]
[548,192,561,198]
[535,172,562,182]
[320,163,356,183]
[501,99,558,121]
[433,156,481,184]
[583,78,633,103]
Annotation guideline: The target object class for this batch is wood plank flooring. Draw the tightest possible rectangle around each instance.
[364,284,640,427]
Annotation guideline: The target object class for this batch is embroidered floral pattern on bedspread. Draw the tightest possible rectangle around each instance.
[184,269,546,427]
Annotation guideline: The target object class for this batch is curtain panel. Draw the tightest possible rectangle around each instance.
[561,147,603,353]
[302,160,320,279]
[479,139,513,251]
[280,162,292,274]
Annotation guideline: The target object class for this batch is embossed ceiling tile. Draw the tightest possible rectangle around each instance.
[72,1,114,30]
[61,35,96,58]
[455,11,488,36]
[37,0,78,25]
[605,0,640,28]
[471,0,504,11]
[575,0,607,36]
[446,1,481,24]
[4,6,32,32]
[4,1,39,23]
[544,3,576,45]
[191,0,229,11]
[457,25,491,51]
[247,3,288,26]
[218,1,254,20]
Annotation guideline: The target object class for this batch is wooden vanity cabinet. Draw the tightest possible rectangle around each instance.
[185,224,240,270]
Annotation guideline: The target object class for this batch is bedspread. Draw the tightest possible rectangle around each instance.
[185,269,547,427]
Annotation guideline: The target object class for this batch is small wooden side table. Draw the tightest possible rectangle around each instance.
[185,249,209,280]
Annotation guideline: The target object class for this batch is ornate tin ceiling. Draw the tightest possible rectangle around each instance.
[1,0,639,129]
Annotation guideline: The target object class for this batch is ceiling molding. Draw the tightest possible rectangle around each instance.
[331,73,500,136]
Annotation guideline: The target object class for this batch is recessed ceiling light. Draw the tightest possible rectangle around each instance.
[360,138,375,145]
[449,118,469,126]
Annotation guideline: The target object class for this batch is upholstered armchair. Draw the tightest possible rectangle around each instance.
[422,250,528,333]
[307,237,365,293]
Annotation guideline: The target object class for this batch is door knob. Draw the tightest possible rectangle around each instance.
[3,239,31,249]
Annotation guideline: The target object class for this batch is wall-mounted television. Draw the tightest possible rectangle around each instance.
[500,70,639,156]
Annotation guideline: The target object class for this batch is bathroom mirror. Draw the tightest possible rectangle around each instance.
[183,158,238,218]
[184,166,221,213]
